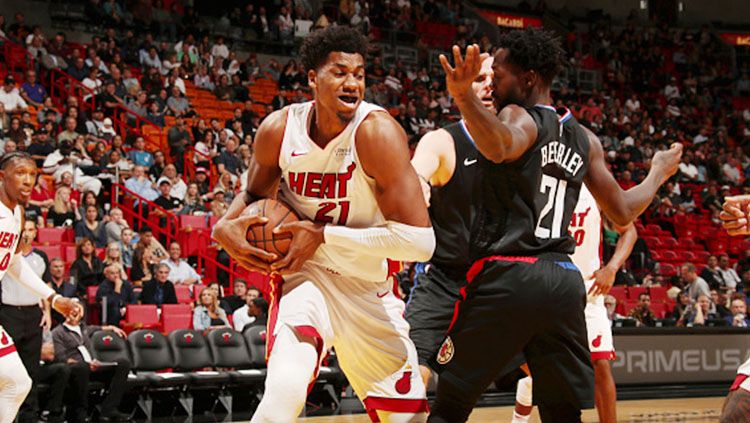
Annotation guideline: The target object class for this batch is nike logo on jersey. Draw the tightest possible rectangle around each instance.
[291,151,307,157]
[376,291,389,298]
[464,158,477,166]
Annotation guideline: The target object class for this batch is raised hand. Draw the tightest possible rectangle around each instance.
[439,44,486,102]
[650,143,683,183]
[720,195,750,236]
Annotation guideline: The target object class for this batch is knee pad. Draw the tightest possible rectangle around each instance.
[516,376,533,407]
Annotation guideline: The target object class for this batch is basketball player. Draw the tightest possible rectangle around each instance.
[428,29,681,422]
[406,55,493,388]
[718,194,750,421]
[512,185,637,423]
[212,26,434,422]
[0,152,75,423]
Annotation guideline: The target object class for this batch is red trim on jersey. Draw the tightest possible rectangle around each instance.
[445,256,539,334]
[0,344,17,358]
[265,274,284,363]
[363,397,429,422]
[731,374,750,392]
[294,325,325,394]
[591,351,616,362]
[387,259,403,298]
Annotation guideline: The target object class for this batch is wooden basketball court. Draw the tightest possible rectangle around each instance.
[300,396,724,422]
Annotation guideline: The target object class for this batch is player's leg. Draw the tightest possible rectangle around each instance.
[585,296,617,423]
[251,277,332,423]
[404,265,464,390]
[429,260,538,422]
[593,359,616,423]
[523,259,594,423]
[251,326,319,422]
[513,374,533,423]
[0,349,33,423]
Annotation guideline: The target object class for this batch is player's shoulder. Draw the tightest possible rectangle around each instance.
[357,108,407,144]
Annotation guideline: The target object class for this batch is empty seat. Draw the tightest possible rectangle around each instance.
[659,263,678,277]
[174,285,193,304]
[649,286,669,303]
[37,227,68,244]
[168,329,229,386]
[35,245,63,260]
[124,305,160,332]
[206,329,264,386]
[128,329,189,387]
[242,326,268,369]
[608,286,627,302]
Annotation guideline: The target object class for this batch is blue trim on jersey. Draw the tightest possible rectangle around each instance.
[555,261,579,271]
[406,263,428,306]
[534,104,556,112]
[458,120,476,147]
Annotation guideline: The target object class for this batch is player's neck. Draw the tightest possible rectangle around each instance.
[310,105,349,147]
[0,189,17,211]
[525,86,552,108]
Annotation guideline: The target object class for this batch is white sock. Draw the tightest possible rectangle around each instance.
[512,411,531,422]
[0,351,32,423]
[251,326,319,423]
[516,376,533,407]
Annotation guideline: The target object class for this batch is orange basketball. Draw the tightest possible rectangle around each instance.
[243,198,299,257]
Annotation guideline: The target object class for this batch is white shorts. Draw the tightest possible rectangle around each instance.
[731,357,750,392]
[0,326,17,359]
[584,280,615,361]
[267,263,427,419]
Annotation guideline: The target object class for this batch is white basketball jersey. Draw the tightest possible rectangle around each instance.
[279,101,388,281]
[570,184,601,281]
[0,202,23,281]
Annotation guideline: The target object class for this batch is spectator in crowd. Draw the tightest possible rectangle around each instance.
[105,208,130,244]
[628,293,657,327]
[179,182,207,215]
[718,253,741,291]
[71,237,104,295]
[103,243,128,280]
[146,100,165,127]
[96,263,136,326]
[193,288,229,331]
[129,245,156,287]
[167,116,191,170]
[710,289,732,319]
[681,294,719,327]
[37,334,69,423]
[137,227,167,260]
[118,228,135,269]
[166,85,194,117]
[162,242,201,287]
[20,70,46,107]
[74,205,108,248]
[46,257,77,302]
[51,301,130,422]
[46,186,77,227]
[43,139,103,195]
[240,298,269,331]
[727,298,750,327]
[153,179,182,219]
[216,137,242,175]
[140,263,178,306]
[231,286,261,331]
[124,165,158,211]
[701,255,723,290]
[682,263,711,301]
[0,75,28,113]
[221,279,248,314]
[127,136,154,168]
[160,164,187,200]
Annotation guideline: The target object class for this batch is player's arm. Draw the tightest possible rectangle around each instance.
[588,222,637,297]
[583,127,682,227]
[440,45,537,163]
[720,195,750,236]
[211,109,287,272]
[271,112,435,274]
[410,129,451,205]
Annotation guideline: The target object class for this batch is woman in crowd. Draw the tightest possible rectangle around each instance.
[47,186,77,227]
[130,245,157,287]
[75,204,108,248]
[179,182,207,215]
[104,242,128,280]
[71,237,105,295]
[193,287,230,331]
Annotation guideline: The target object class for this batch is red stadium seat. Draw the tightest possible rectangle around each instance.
[662,250,678,262]
[622,301,639,316]
[65,245,78,262]
[609,286,627,302]
[649,286,669,303]
[659,263,678,277]
[162,304,192,315]
[161,312,192,333]
[174,284,193,304]
[193,284,207,302]
[123,305,160,333]
[629,286,648,300]
[694,250,711,262]
[661,237,678,249]
[35,245,63,260]
[677,251,695,262]
[36,228,68,244]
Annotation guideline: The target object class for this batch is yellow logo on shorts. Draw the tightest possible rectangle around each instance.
[436,336,454,364]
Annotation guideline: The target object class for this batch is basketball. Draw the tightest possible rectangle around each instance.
[243,198,299,257]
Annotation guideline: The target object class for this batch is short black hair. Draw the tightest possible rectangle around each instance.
[497,28,566,85]
[0,152,34,169]
[299,26,368,72]
[252,297,269,314]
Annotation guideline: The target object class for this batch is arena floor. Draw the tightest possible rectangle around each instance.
[300,397,725,423]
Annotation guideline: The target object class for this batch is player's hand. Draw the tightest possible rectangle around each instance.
[720,195,750,236]
[107,325,127,338]
[439,44,488,103]
[212,215,277,273]
[52,297,76,318]
[39,310,51,332]
[270,221,324,275]
[650,143,683,183]
[587,265,617,297]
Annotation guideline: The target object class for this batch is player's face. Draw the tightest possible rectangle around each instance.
[310,52,365,122]
[0,159,38,207]
[472,56,495,113]
[491,49,529,110]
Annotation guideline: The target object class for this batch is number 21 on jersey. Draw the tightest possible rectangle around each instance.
[535,174,567,239]
[315,200,350,225]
